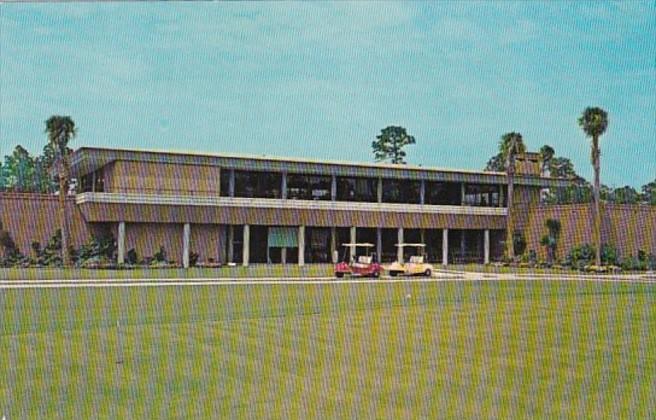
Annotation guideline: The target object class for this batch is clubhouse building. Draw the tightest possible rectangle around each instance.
[62,147,570,267]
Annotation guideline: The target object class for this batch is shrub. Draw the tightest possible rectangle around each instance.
[513,232,527,256]
[189,251,200,267]
[76,234,117,265]
[154,246,167,263]
[565,243,596,270]
[600,244,619,266]
[126,248,138,265]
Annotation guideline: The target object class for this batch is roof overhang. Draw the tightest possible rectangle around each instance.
[70,146,572,188]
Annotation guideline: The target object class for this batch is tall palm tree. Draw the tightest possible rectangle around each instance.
[45,116,76,267]
[578,107,608,267]
[500,132,526,259]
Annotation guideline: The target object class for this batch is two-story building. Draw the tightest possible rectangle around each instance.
[70,147,569,267]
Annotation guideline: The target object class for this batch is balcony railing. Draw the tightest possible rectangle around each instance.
[76,192,508,216]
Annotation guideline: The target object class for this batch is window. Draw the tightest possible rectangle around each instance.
[233,170,282,198]
[463,184,501,207]
[336,176,377,202]
[382,179,421,204]
[425,181,461,205]
[287,174,331,200]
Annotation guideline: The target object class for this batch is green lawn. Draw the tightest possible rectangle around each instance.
[1,280,655,418]
[0,264,334,281]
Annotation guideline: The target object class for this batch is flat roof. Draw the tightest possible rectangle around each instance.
[70,146,572,187]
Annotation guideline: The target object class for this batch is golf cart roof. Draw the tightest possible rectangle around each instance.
[341,243,375,247]
[394,243,426,247]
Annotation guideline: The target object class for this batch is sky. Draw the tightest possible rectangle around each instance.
[1,1,654,188]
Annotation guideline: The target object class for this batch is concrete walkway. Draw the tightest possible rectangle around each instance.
[1,269,654,289]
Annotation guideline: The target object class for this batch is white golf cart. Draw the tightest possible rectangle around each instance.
[386,243,434,277]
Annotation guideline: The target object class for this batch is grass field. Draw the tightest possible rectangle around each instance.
[1,280,655,418]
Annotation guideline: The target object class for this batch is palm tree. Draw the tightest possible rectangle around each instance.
[45,116,76,267]
[500,132,526,259]
[578,107,608,267]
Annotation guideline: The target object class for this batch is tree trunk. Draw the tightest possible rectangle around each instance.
[506,171,515,259]
[59,163,70,267]
[593,137,601,267]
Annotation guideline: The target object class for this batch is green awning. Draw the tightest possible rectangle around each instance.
[268,227,298,248]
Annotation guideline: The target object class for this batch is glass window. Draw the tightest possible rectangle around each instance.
[287,174,331,200]
[233,170,282,199]
[382,179,421,204]
[425,181,462,205]
[336,176,377,202]
[220,169,231,197]
[463,184,501,207]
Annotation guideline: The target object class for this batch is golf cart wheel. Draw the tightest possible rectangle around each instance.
[424,269,432,277]
[390,271,398,277]
[335,272,344,278]
[372,271,380,278]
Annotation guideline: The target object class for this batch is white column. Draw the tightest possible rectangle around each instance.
[227,225,234,263]
[182,223,191,268]
[117,222,125,264]
[298,225,305,266]
[350,226,357,260]
[242,224,250,267]
[397,227,404,263]
[92,171,96,193]
[281,248,287,264]
[484,229,490,264]
[442,228,449,266]
[376,227,382,263]
[330,226,337,263]
[420,179,425,204]
[377,177,383,203]
[460,230,466,261]
[461,182,466,205]
[331,175,337,201]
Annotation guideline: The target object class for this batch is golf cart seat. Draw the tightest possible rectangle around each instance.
[409,256,424,264]
[356,256,372,265]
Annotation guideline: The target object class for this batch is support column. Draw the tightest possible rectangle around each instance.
[281,248,287,264]
[330,227,337,263]
[442,228,449,266]
[461,182,466,205]
[227,225,234,263]
[420,228,425,244]
[298,225,305,266]
[183,223,191,268]
[281,172,288,200]
[376,228,382,263]
[499,185,505,208]
[331,175,337,201]
[92,171,96,193]
[117,222,125,264]
[242,224,250,267]
[350,226,356,260]
[420,179,425,205]
[484,229,490,264]
[397,227,404,263]
[460,230,466,261]
[229,169,235,197]
[377,177,383,203]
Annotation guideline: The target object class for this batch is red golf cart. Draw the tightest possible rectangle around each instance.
[334,243,382,278]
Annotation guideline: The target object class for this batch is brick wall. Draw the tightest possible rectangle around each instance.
[0,193,92,257]
[520,203,656,260]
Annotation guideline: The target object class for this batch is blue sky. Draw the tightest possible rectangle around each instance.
[1,2,654,187]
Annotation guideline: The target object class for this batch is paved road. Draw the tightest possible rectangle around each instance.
[0,269,654,289]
